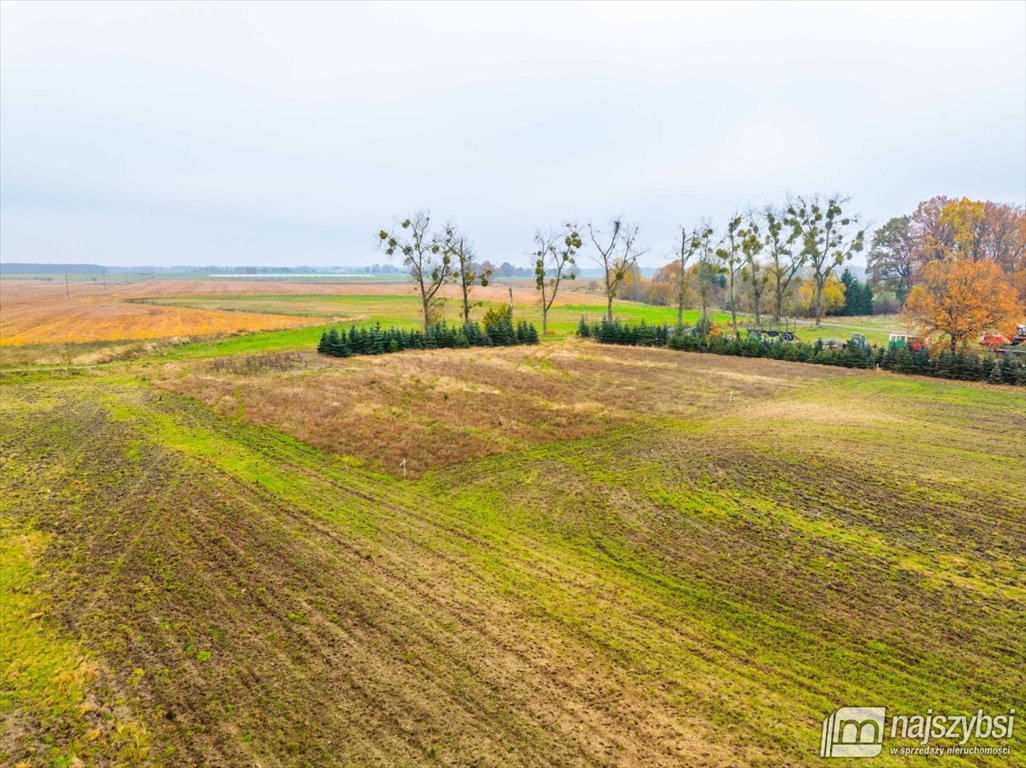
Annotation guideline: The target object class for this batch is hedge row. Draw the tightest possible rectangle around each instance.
[578,318,1026,386]
[318,318,539,357]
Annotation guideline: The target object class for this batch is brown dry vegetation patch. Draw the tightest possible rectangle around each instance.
[0,280,310,347]
[151,341,849,476]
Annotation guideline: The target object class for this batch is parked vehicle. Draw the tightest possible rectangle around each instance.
[888,333,928,351]
[980,334,1008,348]
[1010,324,1026,346]
[747,329,798,342]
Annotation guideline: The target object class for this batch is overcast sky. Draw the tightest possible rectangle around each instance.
[2,1,1024,268]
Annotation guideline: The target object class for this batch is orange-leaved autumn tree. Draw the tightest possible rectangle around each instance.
[903,259,1019,351]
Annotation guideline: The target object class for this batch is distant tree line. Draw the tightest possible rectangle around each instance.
[867,196,1024,349]
[318,311,538,358]
[596,196,866,330]
[578,319,1026,386]
[382,196,1022,350]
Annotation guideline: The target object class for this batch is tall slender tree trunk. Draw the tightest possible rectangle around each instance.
[676,263,686,327]
[421,292,431,333]
[605,273,613,321]
[729,274,738,335]
[677,229,687,328]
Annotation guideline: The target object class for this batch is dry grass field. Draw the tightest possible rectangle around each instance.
[0,278,609,366]
[0,280,308,348]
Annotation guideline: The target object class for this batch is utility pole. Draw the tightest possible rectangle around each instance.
[65,272,70,299]
[508,286,513,315]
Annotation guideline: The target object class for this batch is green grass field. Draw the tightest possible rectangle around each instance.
[2,336,1022,766]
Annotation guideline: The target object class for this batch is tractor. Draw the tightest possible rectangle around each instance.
[1011,324,1026,346]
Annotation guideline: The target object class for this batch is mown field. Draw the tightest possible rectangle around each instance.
[2,332,1023,766]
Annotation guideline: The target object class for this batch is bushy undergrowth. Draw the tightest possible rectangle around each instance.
[318,317,539,357]
[578,318,1026,386]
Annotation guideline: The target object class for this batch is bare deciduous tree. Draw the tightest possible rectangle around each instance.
[673,225,706,327]
[452,235,491,323]
[763,207,803,322]
[379,211,455,332]
[715,214,744,335]
[785,195,865,326]
[694,222,718,331]
[588,218,646,321]
[739,215,769,326]
[533,223,581,334]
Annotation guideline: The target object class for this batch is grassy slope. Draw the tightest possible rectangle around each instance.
[2,352,1023,767]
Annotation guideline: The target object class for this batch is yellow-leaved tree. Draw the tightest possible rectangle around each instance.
[937,197,988,261]
[796,276,845,317]
[903,259,1019,351]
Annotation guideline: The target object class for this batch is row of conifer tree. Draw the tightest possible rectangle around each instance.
[578,318,1026,386]
[318,317,539,357]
